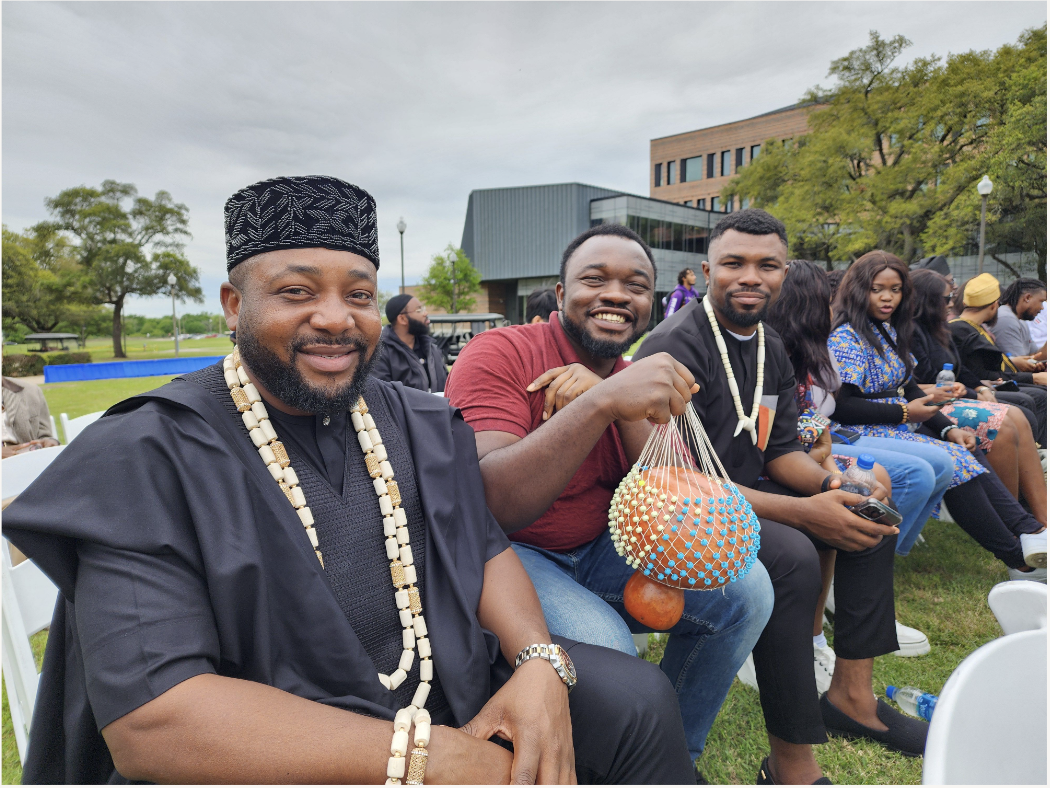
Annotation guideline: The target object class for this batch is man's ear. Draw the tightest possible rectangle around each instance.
[555,282,564,311]
[701,260,711,287]
[220,282,241,332]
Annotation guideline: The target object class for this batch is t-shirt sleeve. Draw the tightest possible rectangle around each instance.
[763,355,804,463]
[450,413,511,561]
[444,331,534,439]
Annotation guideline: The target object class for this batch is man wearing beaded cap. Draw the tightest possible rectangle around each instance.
[4,175,695,784]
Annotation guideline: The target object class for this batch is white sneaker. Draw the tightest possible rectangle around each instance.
[1008,565,1047,583]
[892,620,931,657]
[737,652,758,690]
[1021,531,1048,569]
[814,643,836,695]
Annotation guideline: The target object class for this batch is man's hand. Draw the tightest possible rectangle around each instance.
[588,353,699,425]
[1,438,59,458]
[976,387,997,403]
[906,394,941,423]
[528,364,603,421]
[425,725,515,784]
[1011,356,1039,372]
[460,659,575,785]
[1033,371,1047,386]
[799,483,899,551]
[946,426,977,451]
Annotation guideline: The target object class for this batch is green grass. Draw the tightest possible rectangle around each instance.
[4,335,232,364]
[41,376,178,432]
[0,518,1010,784]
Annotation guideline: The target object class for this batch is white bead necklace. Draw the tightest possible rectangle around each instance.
[702,295,765,444]
[223,349,432,784]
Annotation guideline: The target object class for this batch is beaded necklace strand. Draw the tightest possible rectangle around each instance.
[702,295,765,444]
[223,348,432,784]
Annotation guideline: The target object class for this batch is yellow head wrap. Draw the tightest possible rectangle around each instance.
[963,273,1001,307]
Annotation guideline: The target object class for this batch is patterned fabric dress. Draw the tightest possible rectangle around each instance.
[939,400,1011,452]
[827,322,986,488]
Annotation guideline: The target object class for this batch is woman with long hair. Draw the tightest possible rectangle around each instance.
[829,251,1045,578]
[911,269,1046,524]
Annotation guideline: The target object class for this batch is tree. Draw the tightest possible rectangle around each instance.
[416,246,482,314]
[725,27,1047,270]
[44,180,204,357]
[2,223,95,333]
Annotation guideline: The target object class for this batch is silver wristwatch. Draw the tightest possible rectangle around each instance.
[514,643,577,692]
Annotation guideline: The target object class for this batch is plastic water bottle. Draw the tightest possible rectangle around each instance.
[886,685,937,722]
[839,454,877,496]
[936,363,955,388]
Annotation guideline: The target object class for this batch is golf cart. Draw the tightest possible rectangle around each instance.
[427,313,508,365]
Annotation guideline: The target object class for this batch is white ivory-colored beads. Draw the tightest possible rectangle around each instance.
[368,428,382,447]
[291,486,307,508]
[242,382,261,403]
[412,616,428,637]
[380,461,395,480]
[399,649,414,672]
[249,428,267,447]
[259,444,276,465]
[374,478,389,496]
[403,565,417,585]
[411,682,431,709]
[283,466,299,486]
[391,729,409,756]
[379,495,394,516]
[384,517,397,537]
[419,659,433,681]
[396,527,410,545]
[305,527,319,548]
[402,628,416,649]
[251,401,268,421]
[363,414,376,431]
[358,431,374,452]
[395,589,410,609]
[389,668,408,689]
[267,463,284,481]
[399,609,414,627]
[394,706,414,731]
[237,366,251,386]
[414,708,430,725]
[297,507,314,527]
[378,673,392,689]
[351,412,365,431]
[374,444,388,462]
[223,356,236,371]
[259,419,278,443]
[414,721,431,748]
[386,537,400,560]
[243,411,260,430]
[417,637,431,658]
[387,756,406,779]
[399,545,414,566]
[393,508,408,526]
[224,368,240,389]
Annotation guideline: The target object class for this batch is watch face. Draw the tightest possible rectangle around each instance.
[555,645,577,681]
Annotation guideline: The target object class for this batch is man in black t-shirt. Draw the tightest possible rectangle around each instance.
[636,210,926,784]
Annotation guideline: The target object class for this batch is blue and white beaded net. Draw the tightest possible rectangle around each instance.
[608,403,761,590]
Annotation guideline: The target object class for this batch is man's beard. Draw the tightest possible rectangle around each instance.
[985,310,999,328]
[561,310,646,359]
[717,288,771,327]
[237,322,381,416]
[407,316,430,337]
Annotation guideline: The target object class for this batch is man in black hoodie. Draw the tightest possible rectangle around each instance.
[373,294,449,392]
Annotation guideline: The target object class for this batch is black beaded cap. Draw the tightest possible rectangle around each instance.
[224,175,380,272]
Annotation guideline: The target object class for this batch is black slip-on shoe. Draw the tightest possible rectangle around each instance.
[694,764,708,784]
[757,755,833,785]
[820,694,928,757]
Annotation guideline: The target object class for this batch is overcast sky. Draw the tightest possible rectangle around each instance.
[3,1,1045,318]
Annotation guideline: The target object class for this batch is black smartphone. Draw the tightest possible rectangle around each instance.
[849,498,903,527]
[994,380,1020,393]
[931,397,959,408]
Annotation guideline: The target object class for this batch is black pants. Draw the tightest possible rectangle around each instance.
[749,481,899,744]
[941,448,1044,569]
[996,386,1046,446]
[491,637,696,783]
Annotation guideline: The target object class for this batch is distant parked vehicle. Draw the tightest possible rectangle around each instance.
[426,313,508,364]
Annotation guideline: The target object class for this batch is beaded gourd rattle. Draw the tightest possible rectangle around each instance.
[609,403,761,629]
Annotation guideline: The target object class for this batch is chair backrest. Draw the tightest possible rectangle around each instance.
[49,414,57,443]
[988,581,1047,635]
[2,444,65,500]
[923,629,1047,785]
[59,410,105,444]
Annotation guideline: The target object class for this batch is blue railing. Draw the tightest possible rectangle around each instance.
[43,356,226,383]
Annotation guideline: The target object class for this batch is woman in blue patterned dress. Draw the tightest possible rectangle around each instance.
[828,251,1045,575]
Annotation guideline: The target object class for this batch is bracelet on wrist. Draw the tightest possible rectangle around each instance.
[820,473,840,493]
[900,403,909,424]
[940,424,955,440]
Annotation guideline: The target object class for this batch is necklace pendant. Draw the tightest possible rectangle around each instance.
[734,418,757,443]
[323,415,331,426]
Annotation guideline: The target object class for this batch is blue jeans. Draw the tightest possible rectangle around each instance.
[833,436,954,556]
[512,534,774,761]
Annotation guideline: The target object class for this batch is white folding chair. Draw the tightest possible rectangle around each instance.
[922,629,1047,785]
[49,414,57,443]
[59,410,105,445]
[987,581,1047,635]
[2,444,63,764]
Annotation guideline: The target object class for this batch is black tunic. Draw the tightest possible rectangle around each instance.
[4,368,509,784]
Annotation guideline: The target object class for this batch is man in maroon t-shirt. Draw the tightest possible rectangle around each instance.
[445,223,774,771]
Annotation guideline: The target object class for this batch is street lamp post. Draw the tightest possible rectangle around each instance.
[449,249,457,314]
[168,273,179,356]
[976,175,993,274]
[397,217,407,295]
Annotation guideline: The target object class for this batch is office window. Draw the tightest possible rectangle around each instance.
[667,161,677,185]
[680,160,688,184]
[684,200,693,207]
[711,196,720,212]
[706,153,715,179]
[741,197,750,210]
[721,150,731,177]
[697,198,706,210]
[735,148,744,169]
[684,156,703,182]
[751,144,761,161]
[724,197,733,212]
[654,162,662,187]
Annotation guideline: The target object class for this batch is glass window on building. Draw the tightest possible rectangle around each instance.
[697,198,706,210]
[721,150,731,177]
[654,162,662,187]
[751,144,761,161]
[725,197,733,212]
[741,197,750,210]
[706,153,715,178]
[711,196,720,212]
[684,200,693,207]
[735,148,744,169]
[667,161,677,185]
[684,156,703,182]
[683,226,707,254]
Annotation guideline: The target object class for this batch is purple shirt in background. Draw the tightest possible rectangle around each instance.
[664,283,699,319]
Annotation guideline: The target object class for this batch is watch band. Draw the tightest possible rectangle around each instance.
[514,643,576,691]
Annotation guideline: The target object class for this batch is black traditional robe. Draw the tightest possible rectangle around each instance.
[4,370,510,784]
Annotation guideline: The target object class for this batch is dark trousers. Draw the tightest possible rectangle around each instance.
[749,481,899,744]
[491,637,696,783]
[996,386,1046,446]
[941,448,1044,569]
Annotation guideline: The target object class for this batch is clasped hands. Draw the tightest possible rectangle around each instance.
[1,437,59,459]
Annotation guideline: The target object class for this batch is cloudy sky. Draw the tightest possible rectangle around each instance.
[3,1,1045,318]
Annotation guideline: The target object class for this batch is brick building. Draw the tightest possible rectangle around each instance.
[650,102,821,210]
